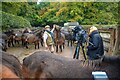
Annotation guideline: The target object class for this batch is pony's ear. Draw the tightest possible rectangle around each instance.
[23,57,26,61]
[23,57,27,65]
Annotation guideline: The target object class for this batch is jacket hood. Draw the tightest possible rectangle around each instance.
[89,30,99,37]
[89,26,98,35]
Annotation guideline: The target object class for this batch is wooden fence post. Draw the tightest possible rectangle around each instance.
[108,28,115,55]
[113,27,120,55]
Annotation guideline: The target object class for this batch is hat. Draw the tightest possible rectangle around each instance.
[45,25,50,28]
[89,26,98,34]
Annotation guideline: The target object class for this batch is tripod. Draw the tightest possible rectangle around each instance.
[73,41,87,60]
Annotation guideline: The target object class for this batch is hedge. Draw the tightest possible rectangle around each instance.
[1,11,31,31]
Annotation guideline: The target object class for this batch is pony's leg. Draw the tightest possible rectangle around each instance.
[25,42,28,49]
[23,41,26,47]
[67,40,69,46]
[3,43,7,52]
[15,40,19,45]
[11,40,14,47]
[17,40,19,44]
[14,40,17,44]
[63,43,65,49]
[34,42,36,49]
[41,39,43,47]
[22,39,24,46]
[10,38,14,47]
[71,40,72,47]
[59,45,62,52]
[2,44,7,52]
[8,41,10,47]
[38,42,40,49]
[9,40,12,47]
[56,45,58,52]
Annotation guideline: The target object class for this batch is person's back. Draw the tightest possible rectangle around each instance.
[93,32,104,57]
[87,26,104,60]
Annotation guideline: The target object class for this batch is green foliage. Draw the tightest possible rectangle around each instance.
[36,2,118,26]
[2,11,31,30]
[1,2,119,27]
[2,2,21,15]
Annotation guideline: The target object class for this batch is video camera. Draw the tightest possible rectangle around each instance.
[72,26,87,43]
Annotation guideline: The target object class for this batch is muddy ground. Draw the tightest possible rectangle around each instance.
[6,41,86,63]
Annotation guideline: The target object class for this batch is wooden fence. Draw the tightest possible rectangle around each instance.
[98,28,116,55]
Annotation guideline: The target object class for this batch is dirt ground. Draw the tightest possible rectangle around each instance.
[6,41,86,63]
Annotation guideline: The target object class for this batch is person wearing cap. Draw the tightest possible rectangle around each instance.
[87,26,104,60]
[43,25,56,53]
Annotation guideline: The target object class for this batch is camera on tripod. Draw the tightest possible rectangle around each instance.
[72,25,88,60]
[72,26,87,43]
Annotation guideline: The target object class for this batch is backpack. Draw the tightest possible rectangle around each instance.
[45,30,54,41]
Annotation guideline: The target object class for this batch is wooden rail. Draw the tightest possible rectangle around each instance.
[98,28,116,55]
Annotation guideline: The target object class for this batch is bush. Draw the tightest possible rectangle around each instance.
[1,11,31,31]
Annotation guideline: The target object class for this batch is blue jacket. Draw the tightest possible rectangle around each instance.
[87,30,104,60]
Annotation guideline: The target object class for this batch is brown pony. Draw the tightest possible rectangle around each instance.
[23,51,120,79]
[54,26,65,52]
[22,29,44,49]
[22,33,39,49]
[4,30,15,47]
[1,51,29,79]
[13,30,25,47]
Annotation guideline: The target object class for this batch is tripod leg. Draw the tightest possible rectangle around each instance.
[73,45,78,59]
[73,43,80,59]
[81,43,87,60]
[73,48,77,59]
[76,45,80,59]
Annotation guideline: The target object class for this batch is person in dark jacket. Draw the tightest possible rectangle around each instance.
[87,26,104,60]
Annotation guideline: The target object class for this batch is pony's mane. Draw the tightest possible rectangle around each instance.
[102,55,120,64]
[80,59,102,69]
[80,55,120,69]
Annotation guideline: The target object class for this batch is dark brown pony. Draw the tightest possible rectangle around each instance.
[14,29,44,48]
[4,30,15,47]
[23,51,120,79]
[13,30,24,46]
[1,51,29,79]
[22,29,44,49]
[61,27,75,47]
[35,29,44,47]
[54,26,65,52]
[22,33,39,49]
